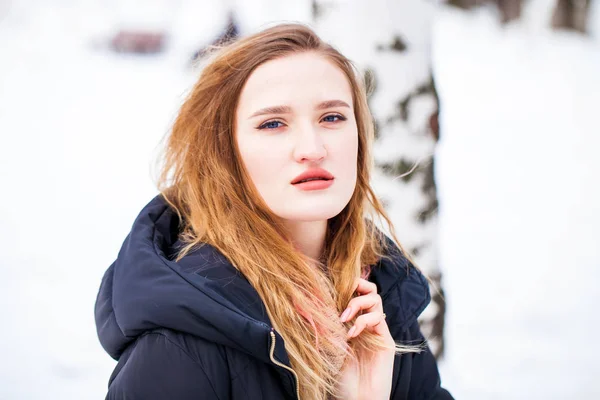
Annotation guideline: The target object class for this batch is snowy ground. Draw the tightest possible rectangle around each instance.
[0,1,599,399]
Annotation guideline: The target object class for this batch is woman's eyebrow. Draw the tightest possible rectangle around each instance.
[249,105,292,118]
[249,100,351,119]
[316,99,351,110]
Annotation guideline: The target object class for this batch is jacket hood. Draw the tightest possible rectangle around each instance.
[95,194,430,366]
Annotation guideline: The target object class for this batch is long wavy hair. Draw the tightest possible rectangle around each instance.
[156,23,420,399]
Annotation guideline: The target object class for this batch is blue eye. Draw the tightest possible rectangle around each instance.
[322,114,346,123]
[258,120,284,130]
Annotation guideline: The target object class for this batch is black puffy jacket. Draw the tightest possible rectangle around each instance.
[95,195,453,399]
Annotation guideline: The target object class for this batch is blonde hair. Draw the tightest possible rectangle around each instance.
[156,23,419,400]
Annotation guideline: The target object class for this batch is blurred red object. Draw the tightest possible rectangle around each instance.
[111,31,166,54]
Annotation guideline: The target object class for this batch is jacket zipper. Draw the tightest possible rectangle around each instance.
[269,330,300,400]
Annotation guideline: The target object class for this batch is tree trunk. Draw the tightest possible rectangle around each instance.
[448,0,595,32]
[447,0,523,23]
[497,0,522,23]
[551,0,592,33]
[314,0,446,359]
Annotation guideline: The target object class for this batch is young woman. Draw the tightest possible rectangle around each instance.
[95,23,453,400]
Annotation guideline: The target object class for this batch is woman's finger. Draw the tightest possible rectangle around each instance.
[354,278,378,295]
[340,293,382,322]
[347,311,387,338]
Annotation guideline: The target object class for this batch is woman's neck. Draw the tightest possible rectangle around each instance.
[282,220,327,262]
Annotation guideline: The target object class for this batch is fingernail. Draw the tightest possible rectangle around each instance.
[347,326,356,338]
[340,308,351,322]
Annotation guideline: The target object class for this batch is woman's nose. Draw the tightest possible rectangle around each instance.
[292,124,327,163]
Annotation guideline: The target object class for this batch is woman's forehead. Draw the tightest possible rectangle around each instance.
[237,52,353,115]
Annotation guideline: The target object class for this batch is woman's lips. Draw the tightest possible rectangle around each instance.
[291,168,334,184]
[291,167,335,191]
[293,179,334,191]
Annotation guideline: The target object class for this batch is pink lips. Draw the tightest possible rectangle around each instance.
[291,168,334,191]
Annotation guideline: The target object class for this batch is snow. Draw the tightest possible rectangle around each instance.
[433,6,600,400]
[0,2,207,399]
[0,1,599,399]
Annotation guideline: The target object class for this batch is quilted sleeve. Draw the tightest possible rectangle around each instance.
[105,331,229,400]
[391,320,454,400]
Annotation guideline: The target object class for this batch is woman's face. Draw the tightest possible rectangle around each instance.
[235,52,359,222]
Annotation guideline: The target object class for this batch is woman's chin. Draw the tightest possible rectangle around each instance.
[275,205,347,222]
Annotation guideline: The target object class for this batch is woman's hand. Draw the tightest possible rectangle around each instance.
[336,278,396,400]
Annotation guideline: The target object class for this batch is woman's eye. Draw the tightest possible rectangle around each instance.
[322,114,346,123]
[258,120,284,130]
